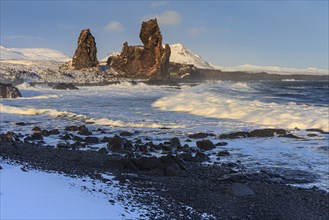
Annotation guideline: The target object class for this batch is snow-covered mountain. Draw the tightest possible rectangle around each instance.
[214,64,328,75]
[100,43,216,69]
[0,45,70,62]
[168,43,215,69]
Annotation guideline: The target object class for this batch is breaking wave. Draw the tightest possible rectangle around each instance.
[152,84,329,132]
[0,104,183,129]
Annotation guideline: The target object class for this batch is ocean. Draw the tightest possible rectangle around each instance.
[1,80,328,190]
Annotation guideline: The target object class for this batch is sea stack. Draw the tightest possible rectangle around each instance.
[108,19,171,81]
[71,29,98,70]
[0,83,22,98]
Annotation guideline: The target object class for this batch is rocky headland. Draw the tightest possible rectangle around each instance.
[107,19,171,81]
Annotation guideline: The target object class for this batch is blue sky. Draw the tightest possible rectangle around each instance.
[1,0,328,69]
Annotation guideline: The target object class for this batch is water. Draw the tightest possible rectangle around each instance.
[1,81,328,190]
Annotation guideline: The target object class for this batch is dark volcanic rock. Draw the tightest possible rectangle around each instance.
[0,83,22,98]
[53,83,79,90]
[108,19,171,80]
[119,131,133,137]
[107,136,134,152]
[0,132,20,142]
[196,139,216,151]
[77,125,92,136]
[217,150,230,156]
[249,129,286,137]
[220,131,250,139]
[31,133,43,140]
[188,132,215,139]
[71,28,98,70]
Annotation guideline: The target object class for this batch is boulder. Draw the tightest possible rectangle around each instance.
[53,83,78,90]
[219,131,250,139]
[71,28,98,70]
[249,129,286,137]
[108,19,171,80]
[188,132,215,139]
[0,132,20,142]
[196,139,216,151]
[77,125,92,135]
[0,83,22,98]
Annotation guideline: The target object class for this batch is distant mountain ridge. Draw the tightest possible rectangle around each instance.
[0,45,70,62]
[1,44,327,75]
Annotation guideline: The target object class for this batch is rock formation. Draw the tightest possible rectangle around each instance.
[0,83,22,98]
[108,19,171,80]
[71,29,98,70]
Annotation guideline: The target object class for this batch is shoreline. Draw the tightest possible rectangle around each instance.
[1,127,328,219]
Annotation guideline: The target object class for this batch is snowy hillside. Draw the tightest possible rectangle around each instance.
[0,45,70,62]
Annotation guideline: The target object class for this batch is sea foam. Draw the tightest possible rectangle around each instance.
[152,84,329,132]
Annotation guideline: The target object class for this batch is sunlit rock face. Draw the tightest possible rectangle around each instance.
[72,29,98,70]
[108,19,171,81]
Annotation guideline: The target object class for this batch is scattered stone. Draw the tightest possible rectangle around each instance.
[15,122,26,126]
[57,142,71,149]
[73,136,84,142]
[215,142,228,146]
[20,167,28,172]
[120,131,133,137]
[32,127,42,133]
[101,136,112,143]
[279,134,301,139]
[61,134,72,140]
[107,136,134,152]
[49,129,60,135]
[185,139,192,142]
[226,183,255,196]
[196,139,216,151]
[195,152,210,161]
[249,129,286,137]
[97,147,109,154]
[41,130,50,137]
[31,133,43,140]
[0,83,22,98]
[78,125,92,135]
[170,137,182,149]
[71,28,98,70]
[84,136,99,144]
[306,128,328,134]
[53,83,79,90]
[188,132,215,139]
[220,131,250,139]
[217,150,230,156]
[0,132,20,142]
[307,134,318,137]
[65,126,79,131]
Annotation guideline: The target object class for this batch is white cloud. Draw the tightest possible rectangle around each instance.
[149,1,168,8]
[5,35,43,41]
[142,11,181,26]
[103,21,124,33]
[188,27,206,37]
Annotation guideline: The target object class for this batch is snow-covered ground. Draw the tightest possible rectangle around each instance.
[0,162,145,219]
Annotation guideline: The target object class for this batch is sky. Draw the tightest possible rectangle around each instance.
[0,0,328,69]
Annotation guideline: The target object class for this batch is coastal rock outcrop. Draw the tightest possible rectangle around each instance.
[107,19,171,80]
[0,83,22,98]
[71,29,98,70]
